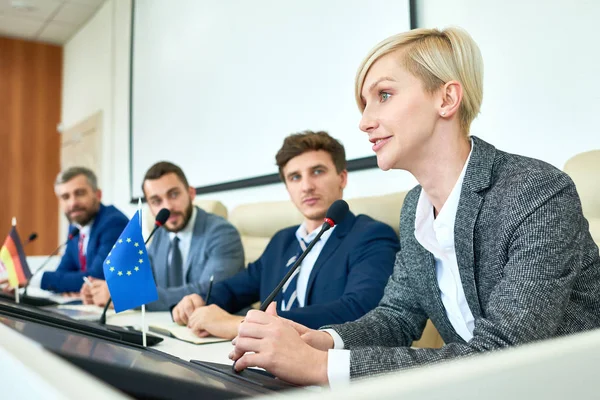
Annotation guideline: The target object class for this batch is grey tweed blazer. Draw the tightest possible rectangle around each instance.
[325,136,600,379]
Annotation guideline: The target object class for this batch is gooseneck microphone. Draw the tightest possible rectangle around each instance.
[259,199,350,312]
[99,208,170,325]
[145,208,170,244]
[24,232,38,246]
[23,227,80,297]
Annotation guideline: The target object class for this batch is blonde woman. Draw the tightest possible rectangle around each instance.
[229,27,600,386]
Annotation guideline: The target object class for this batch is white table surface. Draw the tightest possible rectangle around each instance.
[21,257,236,368]
[106,310,235,365]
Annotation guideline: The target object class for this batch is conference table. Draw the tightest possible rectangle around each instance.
[3,295,600,399]
[10,288,238,365]
[0,257,304,398]
[46,304,600,400]
[6,256,600,399]
[0,295,304,399]
[105,308,235,365]
[21,257,238,377]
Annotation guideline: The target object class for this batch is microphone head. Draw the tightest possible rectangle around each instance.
[155,208,171,227]
[27,232,38,242]
[68,227,80,240]
[324,199,349,227]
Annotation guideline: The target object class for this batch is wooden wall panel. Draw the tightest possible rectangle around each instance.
[0,37,62,256]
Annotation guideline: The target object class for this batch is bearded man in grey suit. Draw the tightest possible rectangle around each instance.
[82,161,244,311]
[141,161,244,311]
[229,27,600,387]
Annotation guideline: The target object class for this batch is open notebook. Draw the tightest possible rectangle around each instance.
[149,322,229,345]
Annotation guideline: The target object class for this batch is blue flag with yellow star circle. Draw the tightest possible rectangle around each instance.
[103,210,158,312]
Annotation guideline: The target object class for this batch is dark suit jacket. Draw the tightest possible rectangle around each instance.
[41,204,129,293]
[146,207,245,311]
[209,212,400,329]
[325,136,600,379]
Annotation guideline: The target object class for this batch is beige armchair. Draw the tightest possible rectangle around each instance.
[563,150,600,245]
[228,192,407,265]
[345,192,407,235]
[142,199,228,240]
[229,200,303,265]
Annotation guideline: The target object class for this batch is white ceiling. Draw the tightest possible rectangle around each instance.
[0,0,106,45]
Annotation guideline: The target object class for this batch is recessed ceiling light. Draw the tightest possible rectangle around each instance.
[11,0,37,12]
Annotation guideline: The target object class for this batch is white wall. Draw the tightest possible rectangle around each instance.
[62,0,599,217]
[62,0,136,218]
[416,0,599,165]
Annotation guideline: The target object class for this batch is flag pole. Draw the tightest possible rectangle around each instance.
[138,199,147,347]
[12,217,19,304]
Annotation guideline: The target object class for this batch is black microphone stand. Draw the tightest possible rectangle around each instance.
[259,221,332,311]
[99,298,113,325]
[23,243,66,297]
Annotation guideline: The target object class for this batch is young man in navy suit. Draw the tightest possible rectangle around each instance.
[172,131,400,339]
[40,167,129,293]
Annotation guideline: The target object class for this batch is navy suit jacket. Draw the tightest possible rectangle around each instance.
[41,204,129,293]
[209,212,400,329]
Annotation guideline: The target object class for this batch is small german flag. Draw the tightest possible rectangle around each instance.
[0,226,32,288]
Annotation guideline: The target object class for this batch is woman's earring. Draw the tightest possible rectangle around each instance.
[441,111,446,116]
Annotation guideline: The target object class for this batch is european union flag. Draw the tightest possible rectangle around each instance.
[103,211,158,312]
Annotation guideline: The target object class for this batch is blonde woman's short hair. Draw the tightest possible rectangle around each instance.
[355,27,484,134]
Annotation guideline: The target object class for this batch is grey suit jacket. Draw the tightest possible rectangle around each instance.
[146,206,245,311]
[325,136,600,379]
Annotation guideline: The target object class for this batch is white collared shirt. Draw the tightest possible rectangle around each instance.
[413,144,475,341]
[292,223,335,307]
[325,140,475,387]
[167,207,198,268]
[415,150,475,342]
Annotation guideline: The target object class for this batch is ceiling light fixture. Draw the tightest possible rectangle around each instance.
[10,0,37,12]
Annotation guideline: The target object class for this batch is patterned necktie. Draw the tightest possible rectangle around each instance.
[281,238,310,311]
[78,233,87,272]
[168,236,183,287]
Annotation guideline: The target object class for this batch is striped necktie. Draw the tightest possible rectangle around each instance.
[281,238,310,311]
